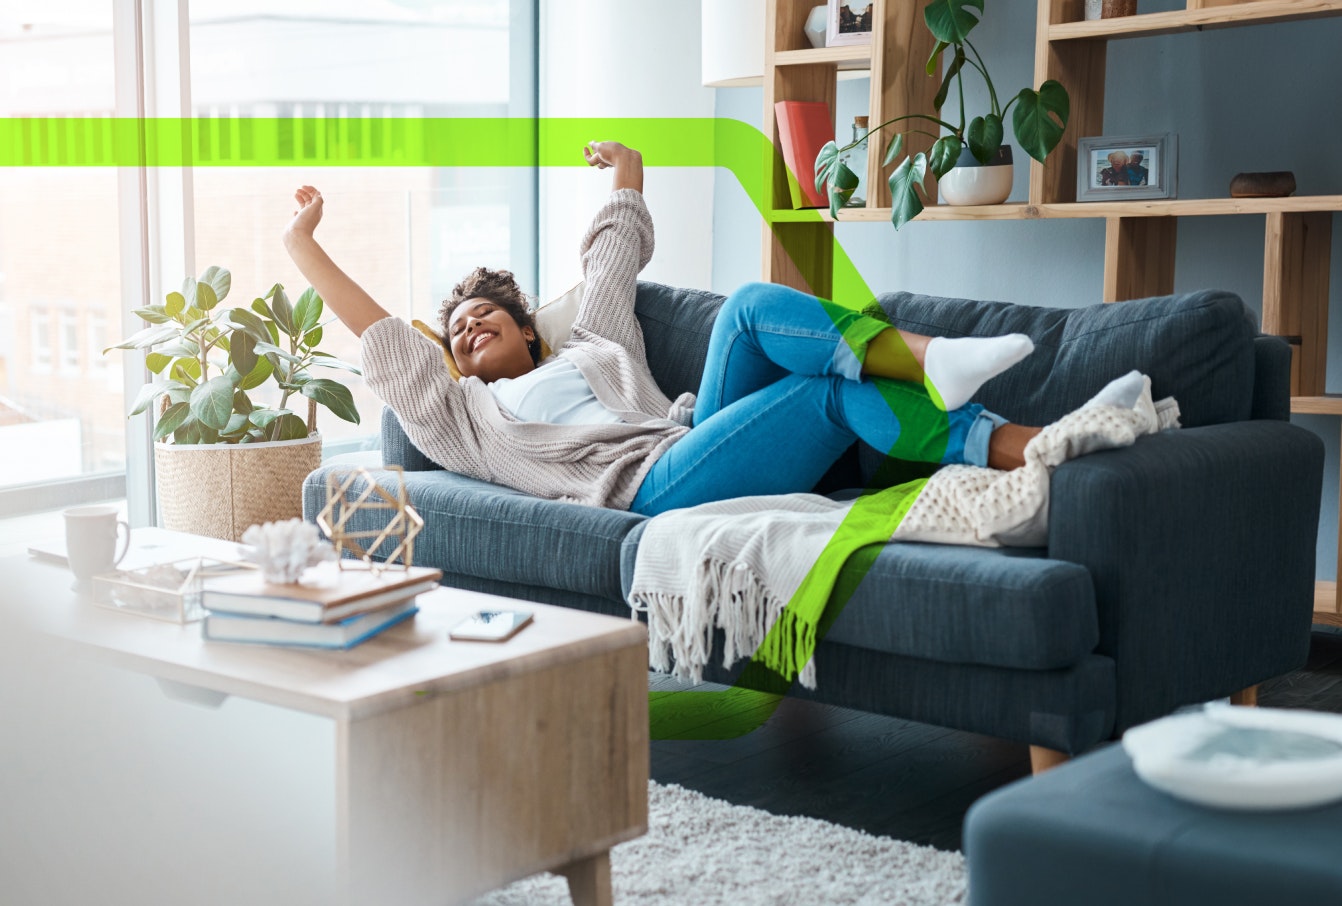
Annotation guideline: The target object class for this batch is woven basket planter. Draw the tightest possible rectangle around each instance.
[154,434,323,542]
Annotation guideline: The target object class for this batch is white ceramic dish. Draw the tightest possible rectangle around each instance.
[1122,704,1342,811]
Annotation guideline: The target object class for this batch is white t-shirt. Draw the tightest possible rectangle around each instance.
[489,357,626,426]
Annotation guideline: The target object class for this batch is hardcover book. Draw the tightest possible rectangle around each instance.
[202,561,442,623]
[203,599,420,649]
[774,100,834,208]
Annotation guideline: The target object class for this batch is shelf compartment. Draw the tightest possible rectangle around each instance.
[767,195,1342,223]
[1048,0,1342,42]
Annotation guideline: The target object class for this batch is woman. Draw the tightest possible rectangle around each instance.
[282,141,1045,517]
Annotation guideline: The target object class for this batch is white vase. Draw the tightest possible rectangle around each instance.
[939,144,1014,206]
[804,5,827,48]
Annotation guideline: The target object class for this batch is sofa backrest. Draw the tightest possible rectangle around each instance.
[634,281,725,398]
[872,289,1262,428]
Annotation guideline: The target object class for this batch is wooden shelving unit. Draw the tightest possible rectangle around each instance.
[761,0,1342,624]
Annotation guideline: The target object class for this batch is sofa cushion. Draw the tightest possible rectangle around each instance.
[872,289,1258,429]
[622,524,1099,671]
[303,465,645,603]
[634,281,725,398]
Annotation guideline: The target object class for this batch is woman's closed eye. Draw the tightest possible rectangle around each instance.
[452,303,496,336]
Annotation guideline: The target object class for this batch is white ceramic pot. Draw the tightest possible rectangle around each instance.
[939,144,1014,206]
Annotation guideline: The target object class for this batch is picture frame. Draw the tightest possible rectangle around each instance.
[1076,133,1178,201]
[827,0,874,47]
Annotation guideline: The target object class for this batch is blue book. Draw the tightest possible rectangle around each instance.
[202,600,419,649]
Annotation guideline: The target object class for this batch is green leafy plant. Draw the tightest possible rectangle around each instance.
[106,266,361,444]
[814,0,1070,229]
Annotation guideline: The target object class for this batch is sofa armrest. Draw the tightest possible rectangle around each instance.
[380,406,441,472]
[1048,420,1324,733]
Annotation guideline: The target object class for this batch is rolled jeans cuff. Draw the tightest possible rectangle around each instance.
[964,409,1007,468]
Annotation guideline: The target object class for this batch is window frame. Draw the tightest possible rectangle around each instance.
[0,0,539,519]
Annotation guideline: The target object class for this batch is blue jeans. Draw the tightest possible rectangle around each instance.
[629,282,1002,517]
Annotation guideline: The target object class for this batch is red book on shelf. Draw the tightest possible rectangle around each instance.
[774,100,834,209]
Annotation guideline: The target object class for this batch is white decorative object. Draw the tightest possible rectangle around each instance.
[1085,0,1104,19]
[241,518,336,584]
[1123,704,1342,810]
[702,0,765,87]
[804,5,828,48]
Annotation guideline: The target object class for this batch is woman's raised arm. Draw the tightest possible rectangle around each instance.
[282,186,391,337]
[583,141,643,193]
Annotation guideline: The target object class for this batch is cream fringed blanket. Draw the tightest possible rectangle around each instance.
[628,394,1180,688]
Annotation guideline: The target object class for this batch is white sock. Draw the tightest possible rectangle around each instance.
[1083,370,1147,411]
[1079,370,1182,435]
[923,334,1034,411]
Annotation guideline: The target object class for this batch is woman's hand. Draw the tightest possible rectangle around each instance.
[583,141,636,169]
[286,185,324,239]
[584,142,643,193]
[281,186,391,337]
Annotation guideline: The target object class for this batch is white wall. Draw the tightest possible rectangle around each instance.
[537,0,716,300]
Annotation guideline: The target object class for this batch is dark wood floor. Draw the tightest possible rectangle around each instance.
[648,626,1342,852]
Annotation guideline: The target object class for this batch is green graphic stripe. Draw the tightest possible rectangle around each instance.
[5,114,943,739]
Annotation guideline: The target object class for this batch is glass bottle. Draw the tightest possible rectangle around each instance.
[840,115,869,207]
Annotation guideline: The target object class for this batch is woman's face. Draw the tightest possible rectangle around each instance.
[447,296,536,382]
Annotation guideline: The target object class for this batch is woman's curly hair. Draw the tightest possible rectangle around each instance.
[439,267,542,365]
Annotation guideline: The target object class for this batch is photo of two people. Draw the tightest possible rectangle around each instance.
[1094,147,1154,187]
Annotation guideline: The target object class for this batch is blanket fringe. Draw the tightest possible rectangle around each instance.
[630,557,818,689]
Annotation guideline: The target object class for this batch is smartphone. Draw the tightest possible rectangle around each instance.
[449,608,534,642]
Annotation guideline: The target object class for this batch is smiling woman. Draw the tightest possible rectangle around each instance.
[442,268,542,384]
[283,139,1049,519]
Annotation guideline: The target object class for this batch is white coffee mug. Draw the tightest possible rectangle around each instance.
[64,505,130,586]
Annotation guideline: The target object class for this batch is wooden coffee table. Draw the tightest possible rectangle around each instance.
[4,528,648,905]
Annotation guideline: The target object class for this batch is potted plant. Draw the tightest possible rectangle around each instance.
[815,0,1070,228]
[107,266,361,541]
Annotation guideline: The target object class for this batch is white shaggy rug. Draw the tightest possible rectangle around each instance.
[471,781,966,905]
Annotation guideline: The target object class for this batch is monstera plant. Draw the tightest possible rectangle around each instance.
[815,0,1070,228]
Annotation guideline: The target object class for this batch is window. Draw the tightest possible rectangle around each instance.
[0,5,124,497]
[59,310,80,374]
[187,0,536,451]
[29,308,53,373]
[0,0,537,511]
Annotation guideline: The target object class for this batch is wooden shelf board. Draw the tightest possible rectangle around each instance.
[1291,396,1342,415]
[1049,0,1342,42]
[774,46,872,67]
[768,195,1342,224]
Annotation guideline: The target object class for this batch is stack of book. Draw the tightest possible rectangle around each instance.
[201,561,443,649]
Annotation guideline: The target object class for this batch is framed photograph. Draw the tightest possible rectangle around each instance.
[1077,133,1178,201]
[827,0,873,47]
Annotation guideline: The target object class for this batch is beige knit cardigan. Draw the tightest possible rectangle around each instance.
[360,189,694,509]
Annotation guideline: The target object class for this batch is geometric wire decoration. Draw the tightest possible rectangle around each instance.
[316,465,424,573]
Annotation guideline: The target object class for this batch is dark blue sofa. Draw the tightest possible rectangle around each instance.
[304,282,1324,757]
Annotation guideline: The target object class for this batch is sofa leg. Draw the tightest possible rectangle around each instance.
[1030,745,1070,775]
[1230,685,1259,707]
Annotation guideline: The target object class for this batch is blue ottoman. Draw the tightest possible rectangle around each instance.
[964,742,1342,905]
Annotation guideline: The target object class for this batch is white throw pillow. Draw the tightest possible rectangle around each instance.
[534,281,583,355]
